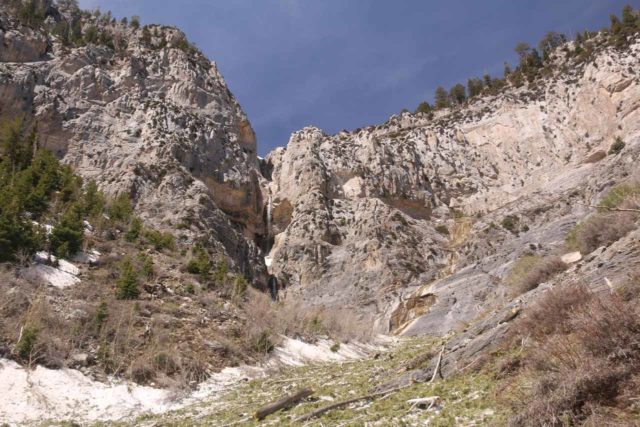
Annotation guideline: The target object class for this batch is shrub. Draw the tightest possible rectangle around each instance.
[506,255,567,296]
[186,246,211,282]
[173,36,191,52]
[83,25,99,44]
[566,211,637,254]
[213,261,228,285]
[608,136,625,154]
[124,217,143,242]
[231,275,248,299]
[507,284,640,426]
[253,331,275,354]
[94,301,108,330]
[143,229,175,251]
[597,182,640,210]
[108,193,133,223]
[16,0,46,28]
[16,325,39,362]
[435,225,450,235]
[241,289,373,351]
[116,257,140,299]
[501,215,520,233]
[139,254,154,280]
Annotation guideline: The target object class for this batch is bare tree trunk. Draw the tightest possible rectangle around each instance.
[253,388,314,420]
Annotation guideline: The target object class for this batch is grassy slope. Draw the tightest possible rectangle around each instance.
[102,338,507,426]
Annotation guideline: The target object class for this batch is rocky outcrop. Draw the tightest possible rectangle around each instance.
[0,4,267,283]
[266,38,640,331]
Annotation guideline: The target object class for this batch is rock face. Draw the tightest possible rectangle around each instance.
[265,38,640,332]
[0,3,268,283]
[2,1,639,341]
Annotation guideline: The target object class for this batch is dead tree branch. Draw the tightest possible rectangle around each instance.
[429,345,445,383]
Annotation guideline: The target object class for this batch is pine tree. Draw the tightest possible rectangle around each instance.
[503,63,512,78]
[414,101,432,115]
[116,257,140,299]
[467,78,484,98]
[449,84,467,105]
[50,203,84,258]
[538,31,566,59]
[434,86,450,109]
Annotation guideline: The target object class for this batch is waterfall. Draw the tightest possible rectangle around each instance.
[266,194,273,238]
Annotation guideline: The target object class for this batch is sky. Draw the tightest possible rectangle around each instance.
[79,0,636,155]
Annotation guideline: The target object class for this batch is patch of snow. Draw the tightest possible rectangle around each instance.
[0,359,264,425]
[269,336,384,367]
[264,255,273,267]
[0,358,171,424]
[0,336,391,424]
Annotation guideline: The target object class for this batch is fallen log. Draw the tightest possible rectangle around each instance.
[294,386,405,422]
[253,387,314,420]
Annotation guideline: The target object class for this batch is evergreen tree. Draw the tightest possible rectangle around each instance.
[503,62,512,78]
[538,31,566,59]
[130,16,140,30]
[116,257,140,299]
[449,83,467,105]
[50,203,84,258]
[467,78,484,98]
[483,74,492,89]
[82,180,105,218]
[621,5,639,30]
[414,101,432,115]
[434,86,450,109]
[514,42,532,59]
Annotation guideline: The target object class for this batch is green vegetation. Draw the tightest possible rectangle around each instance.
[503,280,640,425]
[435,224,450,235]
[131,338,506,426]
[253,331,275,354]
[566,183,639,254]
[506,255,567,296]
[413,5,640,115]
[0,118,85,262]
[16,325,39,362]
[598,182,640,210]
[115,257,140,300]
[130,16,140,30]
[94,300,108,330]
[139,253,154,279]
[609,136,626,154]
[108,193,133,223]
[186,244,212,281]
[500,215,519,233]
[10,0,47,28]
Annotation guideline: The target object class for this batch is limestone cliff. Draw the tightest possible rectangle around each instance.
[265,38,640,332]
[0,1,268,283]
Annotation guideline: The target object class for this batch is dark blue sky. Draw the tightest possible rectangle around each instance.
[80,0,635,155]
